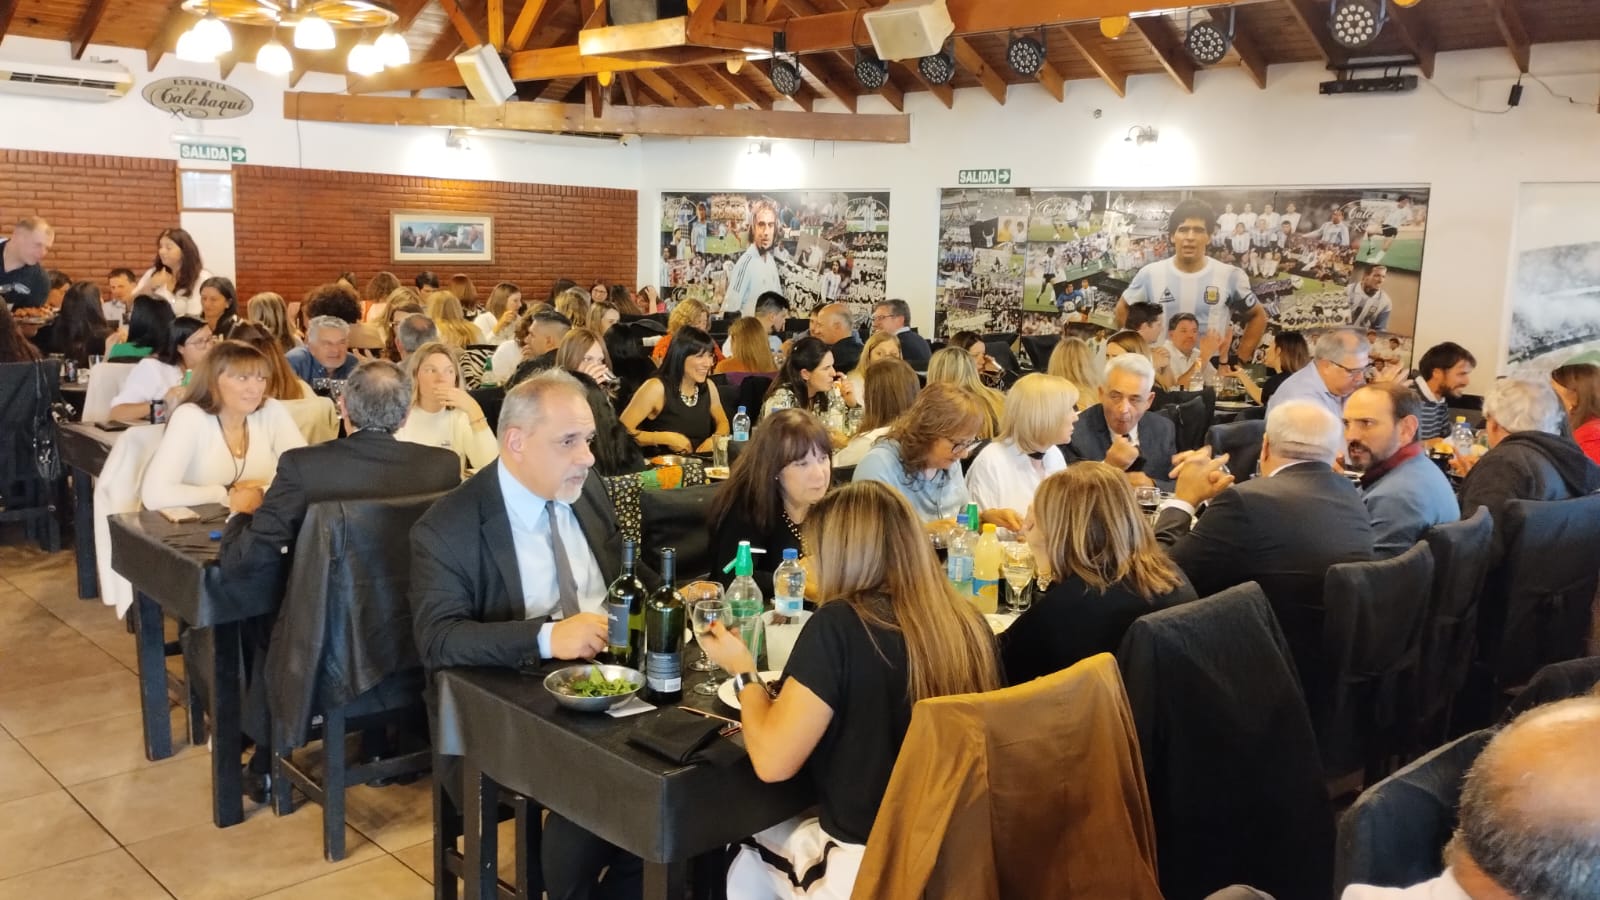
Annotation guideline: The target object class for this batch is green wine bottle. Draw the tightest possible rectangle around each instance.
[604,540,648,667]
[643,547,686,702]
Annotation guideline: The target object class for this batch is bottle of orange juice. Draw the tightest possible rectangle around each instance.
[971,524,1002,615]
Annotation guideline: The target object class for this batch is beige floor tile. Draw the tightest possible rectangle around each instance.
[128,804,383,900]
[342,776,435,854]
[0,597,77,650]
[254,856,431,899]
[25,587,115,633]
[71,754,216,845]
[392,842,434,885]
[0,632,125,693]
[391,818,521,887]
[0,738,58,804]
[0,669,140,737]
[0,790,118,881]
[0,848,173,900]
[20,706,201,787]
[80,621,141,671]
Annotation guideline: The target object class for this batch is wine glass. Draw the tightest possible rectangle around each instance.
[1134,485,1161,524]
[682,582,724,672]
[1002,544,1035,614]
[689,598,731,695]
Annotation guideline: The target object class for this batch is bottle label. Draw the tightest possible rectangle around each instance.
[947,555,973,584]
[733,427,750,441]
[974,578,999,602]
[645,651,681,692]
[605,601,630,648]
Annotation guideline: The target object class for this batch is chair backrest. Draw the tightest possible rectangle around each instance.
[640,484,718,581]
[1485,495,1600,690]
[280,396,339,444]
[1318,540,1435,776]
[1333,728,1493,895]
[458,344,498,390]
[266,492,446,745]
[1019,334,1059,371]
[81,362,134,424]
[92,423,166,618]
[1415,506,1494,743]
[467,386,504,437]
[1161,393,1210,452]
[1117,582,1333,900]
[735,375,773,416]
[710,373,741,425]
[1503,656,1600,720]
[0,361,55,481]
[1205,419,1267,480]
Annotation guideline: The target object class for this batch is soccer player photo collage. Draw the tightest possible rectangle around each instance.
[935,184,1430,373]
[659,191,890,321]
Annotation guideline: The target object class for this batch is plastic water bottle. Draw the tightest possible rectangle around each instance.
[1450,416,1475,459]
[946,510,975,596]
[731,406,751,442]
[972,524,1003,615]
[766,549,811,672]
[723,541,765,619]
[824,382,848,434]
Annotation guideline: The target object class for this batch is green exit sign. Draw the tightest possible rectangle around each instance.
[179,143,246,163]
[957,168,1012,186]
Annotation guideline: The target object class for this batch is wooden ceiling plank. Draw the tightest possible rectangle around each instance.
[1130,16,1193,94]
[704,64,771,108]
[633,69,695,107]
[394,0,433,31]
[71,0,112,60]
[146,2,194,72]
[350,58,467,92]
[0,1,17,40]
[584,0,608,30]
[1035,59,1064,102]
[438,0,485,47]
[1059,25,1126,98]
[950,36,1007,104]
[1278,0,1338,65]
[1484,0,1530,73]
[1386,5,1435,79]
[285,90,911,142]
[507,0,553,51]
[619,70,639,105]
[423,26,465,62]
[870,57,906,110]
[488,0,506,48]
[688,0,727,31]
[898,59,952,109]
[753,59,815,111]
[799,56,857,112]
[1228,17,1269,89]
[671,65,737,106]
[508,45,741,79]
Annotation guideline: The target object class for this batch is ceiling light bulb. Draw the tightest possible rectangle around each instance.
[256,39,293,74]
[195,15,233,55]
[294,13,336,50]
[176,27,218,62]
[375,31,410,67]
[348,41,383,75]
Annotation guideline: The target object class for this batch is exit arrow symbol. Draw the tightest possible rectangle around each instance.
[230,147,246,162]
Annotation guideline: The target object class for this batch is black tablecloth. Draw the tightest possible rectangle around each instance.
[57,421,114,477]
[107,507,266,627]
[437,666,814,864]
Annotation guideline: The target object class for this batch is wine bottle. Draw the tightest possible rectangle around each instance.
[643,547,686,702]
[604,540,648,667]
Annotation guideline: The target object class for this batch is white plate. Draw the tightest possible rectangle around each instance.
[985,613,1017,634]
[717,671,783,711]
[705,466,730,480]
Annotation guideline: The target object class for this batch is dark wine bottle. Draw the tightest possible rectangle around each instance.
[643,547,686,703]
[604,540,648,667]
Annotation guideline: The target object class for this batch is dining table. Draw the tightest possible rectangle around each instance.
[56,420,118,598]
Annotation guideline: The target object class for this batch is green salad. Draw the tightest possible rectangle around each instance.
[563,671,636,698]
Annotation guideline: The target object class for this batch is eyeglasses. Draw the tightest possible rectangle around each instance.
[950,436,981,455]
[870,314,895,324]
[1327,359,1369,380]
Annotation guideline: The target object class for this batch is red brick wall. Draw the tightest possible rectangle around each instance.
[0,150,178,282]
[233,165,637,304]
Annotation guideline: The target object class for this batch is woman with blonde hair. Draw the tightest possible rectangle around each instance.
[1001,463,1195,684]
[1104,329,1150,360]
[847,331,902,402]
[395,341,498,473]
[1047,336,1100,412]
[554,287,592,327]
[926,346,1005,439]
[587,300,623,335]
[699,479,1001,899]
[227,320,309,400]
[382,290,425,361]
[965,374,1079,520]
[853,382,1022,532]
[650,297,723,364]
[425,289,484,348]
[715,316,778,379]
[835,359,919,468]
[247,292,300,350]
[474,282,522,343]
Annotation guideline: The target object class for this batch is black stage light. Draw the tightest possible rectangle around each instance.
[1005,30,1046,77]
[919,46,955,86]
[1329,0,1388,49]
[854,48,888,90]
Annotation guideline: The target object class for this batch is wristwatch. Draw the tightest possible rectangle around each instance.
[730,671,773,699]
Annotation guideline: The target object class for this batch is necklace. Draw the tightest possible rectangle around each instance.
[216,416,249,488]
[781,508,804,545]
[678,382,699,407]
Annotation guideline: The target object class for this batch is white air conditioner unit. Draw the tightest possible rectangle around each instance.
[861,0,955,62]
[0,58,133,102]
[455,45,516,106]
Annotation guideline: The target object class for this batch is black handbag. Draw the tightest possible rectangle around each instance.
[31,361,63,481]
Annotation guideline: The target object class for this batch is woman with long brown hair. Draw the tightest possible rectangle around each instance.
[381,290,425,361]
[708,408,832,595]
[1223,330,1309,408]
[1000,462,1195,684]
[227,320,308,400]
[1551,362,1600,465]
[714,315,779,379]
[475,282,522,343]
[699,479,1002,898]
[424,289,483,348]
[926,346,1005,439]
[133,227,210,317]
[834,358,919,468]
[447,273,478,313]
[361,271,403,323]
[247,292,300,350]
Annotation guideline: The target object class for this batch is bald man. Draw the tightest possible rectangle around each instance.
[1343,695,1600,898]
[809,302,862,373]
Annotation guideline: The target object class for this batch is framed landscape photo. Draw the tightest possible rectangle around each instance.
[391,210,494,263]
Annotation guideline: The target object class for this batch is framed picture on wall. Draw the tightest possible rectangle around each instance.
[390,210,494,263]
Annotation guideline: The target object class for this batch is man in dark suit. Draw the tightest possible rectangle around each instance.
[410,368,655,900]
[1063,352,1180,490]
[871,298,931,368]
[810,302,862,373]
[1154,399,1375,700]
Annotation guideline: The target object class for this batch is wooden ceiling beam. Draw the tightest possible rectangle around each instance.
[507,0,553,51]
[438,0,485,47]
[1131,16,1193,94]
[754,59,815,111]
[633,69,696,107]
[71,0,112,60]
[688,0,727,31]
[1060,25,1126,98]
[423,25,465,62]
[799,56,857,112]
[670,65,738,107]
[1227,17,1269,89]
[217,26,273,79]
[1278,0,1339,65]
[1485,0,1530,74]
[873,61,906,110]
[349,59,466,92]
[898,59,952,109]
[1035,59,1064,102]
[394,0,433,31]
[508,45,741,79]
[584,0,608,30]
[487,0,506,48]
[704,64,772,108]
[285,91,910,142]
[146,2,195,71]
[1386,5,1435,79]
[618,70,639,105]
[950,36,1006,105]
[588,76,605,116]
[0,1,17,41]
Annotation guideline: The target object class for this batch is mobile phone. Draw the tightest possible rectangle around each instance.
[95,420,131,432]
[159,507,201,524]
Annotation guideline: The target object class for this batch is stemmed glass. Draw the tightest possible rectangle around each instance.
[1002,544,1035,614]
[683,582,724,672]
[689,598,731,695]
[1134,485,1161,525]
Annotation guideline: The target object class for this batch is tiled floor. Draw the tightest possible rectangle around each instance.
[0,541,522,899]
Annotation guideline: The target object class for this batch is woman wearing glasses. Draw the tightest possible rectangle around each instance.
[108,314,213,422]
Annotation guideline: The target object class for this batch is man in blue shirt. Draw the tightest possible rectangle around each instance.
[1269,328,1369,420]
[286,315,358,388]
[1343,382,1458,557]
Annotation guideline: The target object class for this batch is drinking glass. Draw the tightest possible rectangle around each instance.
[1134,485,1161,524]
[1002,544,1035,613]
[728,608,765,672]
[712,436,730,471]
[682,582,724,672]
[689,599,731,694]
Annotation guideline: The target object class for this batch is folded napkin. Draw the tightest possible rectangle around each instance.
[627,708,742,767]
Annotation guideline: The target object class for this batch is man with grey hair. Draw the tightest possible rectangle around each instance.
[872,298,932,367]
[1156,400,1375,698]
[809,301,862,373]
[1343,695,1600,899]
[1268,328,1371,419]
[1064,352,1179,490]
[411,368,657,900]
[1457,377,1600,563]
[286,314,358,386]
[393,313,438,362]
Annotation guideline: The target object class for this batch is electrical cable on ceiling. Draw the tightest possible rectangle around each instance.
[1528,74,1591,107]
[1422,77,1512,115]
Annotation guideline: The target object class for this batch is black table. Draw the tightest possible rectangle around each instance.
[109,507,270,828]
[57,421,116,599]
[437,665,814,900]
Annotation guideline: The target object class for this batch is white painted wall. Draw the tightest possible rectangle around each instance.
[635,43,1600,380]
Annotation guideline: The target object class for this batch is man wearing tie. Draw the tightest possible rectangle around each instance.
[1063,353,1179,490]
[411,368,655,900]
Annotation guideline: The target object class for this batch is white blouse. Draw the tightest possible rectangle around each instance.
[110,357,183,408]
[964,439,1066,517]
[396,406,500,473]
[134,266,214,318]
[485,340,524,386]
[834,425,888,468]
[140,399,307,510]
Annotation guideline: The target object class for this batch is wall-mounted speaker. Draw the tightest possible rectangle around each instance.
[455,45,516,106]
[862,0,955,62]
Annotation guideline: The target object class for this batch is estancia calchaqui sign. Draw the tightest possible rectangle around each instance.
[142,77,253,119]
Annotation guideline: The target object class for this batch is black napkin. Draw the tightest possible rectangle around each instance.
[627,709,741,767]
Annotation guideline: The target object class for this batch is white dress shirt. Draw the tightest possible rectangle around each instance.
[497,463,608,658]
[1341,869,1470,899]
[965,439,1066,518]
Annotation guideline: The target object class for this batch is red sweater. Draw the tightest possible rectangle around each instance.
[1575,419,1600,466]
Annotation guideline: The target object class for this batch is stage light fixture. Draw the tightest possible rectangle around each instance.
[768,32,802,97]
[918,46,955,86]
[1329,0,1387,49]
[1005,30,1046,77]
[1185,9,1233,66]
[853,48,888,90]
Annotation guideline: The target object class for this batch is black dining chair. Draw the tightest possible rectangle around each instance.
[1205,419,1267,480]
[1156,393,1210,453]
[0,359,63,551]
[640,484,719,581]
[1415,507,1494,749]
[1318,541,1435,782]
[1502,656,1600,720]
[1019,334,1060,371]
[266,492,446,861]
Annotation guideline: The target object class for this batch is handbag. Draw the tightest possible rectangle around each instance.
[31,360,63,482]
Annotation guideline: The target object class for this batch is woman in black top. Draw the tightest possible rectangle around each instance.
[1223,330,1309,409]
[38,280,110,365]
[708,408,832,595]
[1001,462,1196,685]
[199,276,241,340]
[700,480,1002,897]
[603,322,653,411]
[619,325,728,454]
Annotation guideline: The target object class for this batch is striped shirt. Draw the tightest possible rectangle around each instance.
[1411,377,1451,440]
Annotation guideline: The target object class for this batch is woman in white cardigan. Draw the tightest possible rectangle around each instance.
[396,341,499,473]
[132,228,213,318]
[140,340,306,511]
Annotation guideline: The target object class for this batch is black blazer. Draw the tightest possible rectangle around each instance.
[895,329,932,368]
[829,336,863,375]
[409,461,658,671]
[1062,404,1180,490]
[220,430,462,615]
[1000,571,1197,685]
